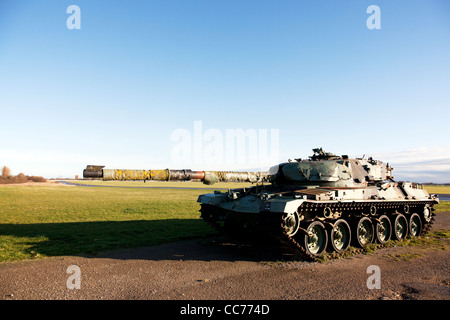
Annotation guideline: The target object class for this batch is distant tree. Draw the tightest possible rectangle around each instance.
[0,166,46,184]
[13,173,27,183]
[2,166,11,178]
[29,176,47,182]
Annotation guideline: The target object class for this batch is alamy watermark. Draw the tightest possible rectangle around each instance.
[66,5,81,30]
[366,265,381,289]
[367,5,381,30]
[66,265,81,290]
[171,121,279,169]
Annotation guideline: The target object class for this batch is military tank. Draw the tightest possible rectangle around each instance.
[83,148,439,261]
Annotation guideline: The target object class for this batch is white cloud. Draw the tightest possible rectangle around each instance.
[370,147,450,183]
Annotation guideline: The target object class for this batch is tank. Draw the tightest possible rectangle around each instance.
[83,148,439,261]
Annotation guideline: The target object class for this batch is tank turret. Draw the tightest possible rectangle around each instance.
[271,147,394,188]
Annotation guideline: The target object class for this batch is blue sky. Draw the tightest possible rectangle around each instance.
[1,0,449,182]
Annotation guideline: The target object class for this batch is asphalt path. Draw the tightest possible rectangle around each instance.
[57,180,229,190]
[1,212,449,302]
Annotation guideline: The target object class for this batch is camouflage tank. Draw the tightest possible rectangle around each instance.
[83,148,439,261]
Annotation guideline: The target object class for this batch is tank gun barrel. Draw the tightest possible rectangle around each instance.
[83,165,268,185]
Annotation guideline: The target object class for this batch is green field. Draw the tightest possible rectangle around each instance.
[423,185,450,194]
[0,183,221,262]
[0,182,449,262]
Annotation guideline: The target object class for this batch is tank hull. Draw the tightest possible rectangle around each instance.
[198,183,438,261]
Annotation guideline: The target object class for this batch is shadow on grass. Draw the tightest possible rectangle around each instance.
[0,219,211,259]
[0,220,289,262]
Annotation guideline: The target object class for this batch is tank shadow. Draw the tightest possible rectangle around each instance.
[0,219,300,263]
[97,236,299,262]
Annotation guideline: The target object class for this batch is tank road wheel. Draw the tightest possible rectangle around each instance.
[375,215,392,244]
[283,211,300,237]
[302,221,328,257]
[423,205,433,223]
[392,214,408,241]
[409,213,422,237]
[354,217,374,248]
[329,219,351,253]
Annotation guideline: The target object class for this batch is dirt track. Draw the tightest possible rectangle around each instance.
[0,212,449,301]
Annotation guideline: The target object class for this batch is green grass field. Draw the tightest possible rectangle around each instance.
[0,182,448,263]
[0,183,222,262]
[423,184,450,194]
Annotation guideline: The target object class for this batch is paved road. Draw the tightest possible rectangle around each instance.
[437,194,450,201]
[1,213,449,301]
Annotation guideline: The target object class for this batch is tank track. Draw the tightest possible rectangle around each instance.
[272,211,436,262]
[255,209,368,261]
[200,201,436,262]
[264,212,318,261]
